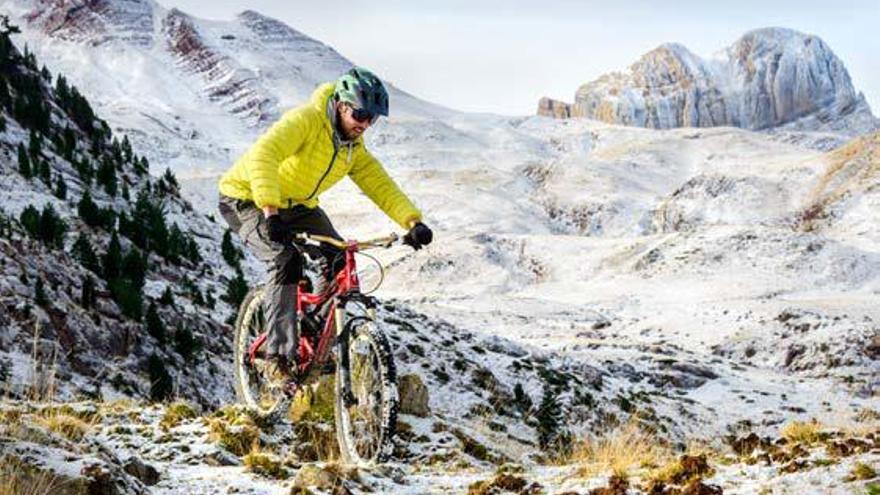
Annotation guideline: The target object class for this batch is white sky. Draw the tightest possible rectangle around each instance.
[158,0,880,116]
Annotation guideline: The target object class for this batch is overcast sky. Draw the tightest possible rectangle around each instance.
[158,0,879,116]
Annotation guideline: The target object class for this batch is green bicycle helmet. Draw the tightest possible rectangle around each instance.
[334,67,389,117]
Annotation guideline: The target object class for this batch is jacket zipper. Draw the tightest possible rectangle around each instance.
[305,145,339,200]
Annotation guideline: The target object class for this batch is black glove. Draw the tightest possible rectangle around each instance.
[265,215,292,244]
[403,222,433,250]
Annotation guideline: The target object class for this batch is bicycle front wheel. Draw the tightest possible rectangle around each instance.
[334,317,398,464]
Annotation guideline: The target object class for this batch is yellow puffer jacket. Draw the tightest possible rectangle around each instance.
[218,83,422,229]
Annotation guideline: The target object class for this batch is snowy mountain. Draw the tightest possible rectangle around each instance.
[538,28,879,143]
[0,3,878,493]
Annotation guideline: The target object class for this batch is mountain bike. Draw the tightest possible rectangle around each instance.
[233,232,400,464]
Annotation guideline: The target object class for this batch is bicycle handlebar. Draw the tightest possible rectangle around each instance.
[295,232,401,251]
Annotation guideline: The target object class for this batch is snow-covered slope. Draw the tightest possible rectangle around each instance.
[538,28,879,143]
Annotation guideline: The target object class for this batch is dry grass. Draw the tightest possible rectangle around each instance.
[159,401,198,430]
[780,419,823,445]
[0,456,70,495]
[33,411,92,443]
[571,422,671,478]
[242,448,289,480]
[208,406,262,457]
[849,462,878,481]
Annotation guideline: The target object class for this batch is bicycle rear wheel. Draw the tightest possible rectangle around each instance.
[334,317,398,464]
[233,286,289,418]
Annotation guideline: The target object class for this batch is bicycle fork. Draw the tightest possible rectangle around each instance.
[335,305,358,408]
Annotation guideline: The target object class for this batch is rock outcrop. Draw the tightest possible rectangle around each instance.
[23,0,155,46]
[539,28,877,134]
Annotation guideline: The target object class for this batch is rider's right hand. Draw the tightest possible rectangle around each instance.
[266,214,292,244]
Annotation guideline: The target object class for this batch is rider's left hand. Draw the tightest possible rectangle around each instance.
[403,222,433,250]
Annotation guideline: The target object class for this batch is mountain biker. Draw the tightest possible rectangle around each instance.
[217,67,433,383]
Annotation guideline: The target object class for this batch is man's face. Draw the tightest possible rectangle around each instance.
[337,102,374,140]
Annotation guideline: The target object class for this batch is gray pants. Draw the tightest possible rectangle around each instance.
[218,195,344,362]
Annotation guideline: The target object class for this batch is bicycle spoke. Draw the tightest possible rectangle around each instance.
[342,331,386,460]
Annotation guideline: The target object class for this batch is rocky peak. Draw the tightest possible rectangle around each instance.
[162,8,273,123]
[727,27,858,128]
[23,0,154,46]
[541,27,876,136]
[236,9,312,45]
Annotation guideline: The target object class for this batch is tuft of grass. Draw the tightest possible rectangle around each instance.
[780,419,823,445]
[243,450,288,480]
[208,406,261,457]
[866,482,880,495]
[289,376,335,423]
[0,456,70,495]
[648,454,715,486]
[572,422,671,478]
[849,462,877,481]
[159,400,198,430]
[33,411,92,443]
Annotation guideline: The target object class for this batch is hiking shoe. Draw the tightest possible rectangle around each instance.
[253,356,292,387]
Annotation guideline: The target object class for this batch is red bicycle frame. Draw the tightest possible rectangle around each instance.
[246,240,367,374]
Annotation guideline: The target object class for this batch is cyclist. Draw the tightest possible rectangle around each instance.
[218,67,433,383]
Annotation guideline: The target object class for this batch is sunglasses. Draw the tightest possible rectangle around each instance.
[346,104,378,125]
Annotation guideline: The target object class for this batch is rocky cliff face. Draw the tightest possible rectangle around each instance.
[540,28,877,136]
[161,8,273,123]
[23,0,154,46]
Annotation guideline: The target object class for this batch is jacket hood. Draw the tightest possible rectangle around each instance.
[310,82,336,111]
[312,81,363,148]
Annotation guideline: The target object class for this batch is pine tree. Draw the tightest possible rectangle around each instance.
[121,135,132,163]
[513,382,533,417]
[0,114,6,132]
[81,275,96,309]
[108,277,142,321]
[38,204,66,249]
[535,385,565,450]
[75,157,93,184]
[77,190,100,227]
[71,233,101,274]
[204,291,215,310]
[159,286,174,306]
[145,302,165,344]
[19,205,38,238]
[0,79,10,112]
[96,157,117,196]
[185,236,201,264]
[102,231,122,280]
[28,129,41,159]
[122,247,147,288]
[163,168,178,188]
[34,276,48,307]
[17,142,30,178]
[223,269,249,307]
[121,182,129,201]
[61,125,76,160]
[148,353,173,402]
[54,173,67,200]
[21,204,65,249]
[55,74,69,103]
[221,229,242,268]
[174,327,199,361]
[38,158,51,186]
